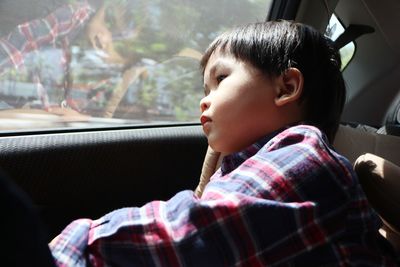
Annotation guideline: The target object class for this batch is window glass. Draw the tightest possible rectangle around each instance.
[0,0,272,132]
[325,14,355,71]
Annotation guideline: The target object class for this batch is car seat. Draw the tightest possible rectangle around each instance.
[354,153,400,252]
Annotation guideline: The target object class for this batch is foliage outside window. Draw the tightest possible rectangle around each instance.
[0,0,272,131]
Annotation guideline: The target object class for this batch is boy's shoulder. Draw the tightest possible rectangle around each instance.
[262,123,354,174]
[266,123,328,150]
[281,123,325,137]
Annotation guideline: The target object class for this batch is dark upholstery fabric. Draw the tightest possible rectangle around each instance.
[0,170,55,267]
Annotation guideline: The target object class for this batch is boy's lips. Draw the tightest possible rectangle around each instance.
[200,115,212,126]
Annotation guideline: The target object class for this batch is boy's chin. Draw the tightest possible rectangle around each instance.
[207,133,243,154]
[207,139,224,154]
[208,140,237,155]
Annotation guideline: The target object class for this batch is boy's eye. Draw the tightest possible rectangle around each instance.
[216,75,227,84]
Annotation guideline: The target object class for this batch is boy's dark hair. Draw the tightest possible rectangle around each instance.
[200,20,346,143]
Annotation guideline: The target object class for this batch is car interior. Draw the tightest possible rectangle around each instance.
[0,0,399,260]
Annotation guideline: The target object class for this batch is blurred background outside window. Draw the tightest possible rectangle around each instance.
[0,0,272,131]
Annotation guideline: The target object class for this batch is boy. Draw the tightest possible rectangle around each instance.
[50,21,396,266]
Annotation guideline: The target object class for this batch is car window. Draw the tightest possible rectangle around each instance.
[325,13,355,70]
[0,0,273,132]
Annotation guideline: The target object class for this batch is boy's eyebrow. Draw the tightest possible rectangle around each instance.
[203,59,225,82]
[202,61,220,95]
[203,82,211,95]
[207,60,225,76]
[203,58,230,94]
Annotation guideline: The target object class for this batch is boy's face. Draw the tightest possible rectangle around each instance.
[200,50,284,153]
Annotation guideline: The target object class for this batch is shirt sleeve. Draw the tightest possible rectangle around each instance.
[49,126,375,266]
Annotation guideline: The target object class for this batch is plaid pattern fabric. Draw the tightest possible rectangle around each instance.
[49,125,397,266]
[0,2,94,73]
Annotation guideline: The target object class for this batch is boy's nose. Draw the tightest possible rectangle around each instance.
[200,97,210,113]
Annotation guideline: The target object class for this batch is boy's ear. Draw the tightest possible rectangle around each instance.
[275,68,304,107]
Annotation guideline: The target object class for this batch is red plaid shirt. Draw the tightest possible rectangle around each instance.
[50,125,397,266]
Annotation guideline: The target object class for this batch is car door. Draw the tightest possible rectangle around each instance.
[0,0,278,241]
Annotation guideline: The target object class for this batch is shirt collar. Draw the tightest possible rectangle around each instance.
[220,127,286,175]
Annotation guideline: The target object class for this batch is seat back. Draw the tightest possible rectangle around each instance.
[333,125,400,165]
[334,125,400,252]
[354,153,400,252]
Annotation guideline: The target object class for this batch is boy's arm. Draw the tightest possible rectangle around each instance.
[49,126,378,266]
